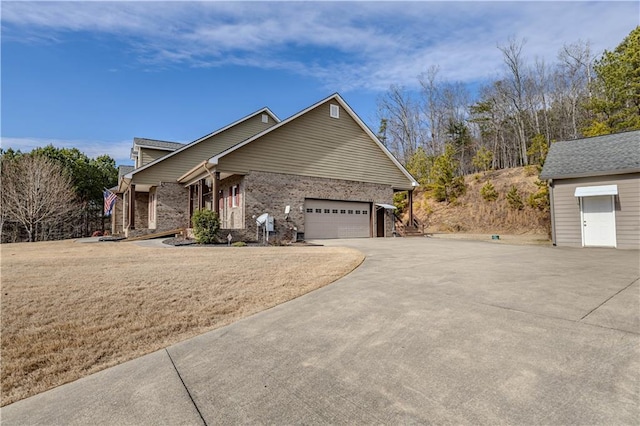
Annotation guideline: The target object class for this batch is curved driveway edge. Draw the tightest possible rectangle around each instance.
[2,238,639,424]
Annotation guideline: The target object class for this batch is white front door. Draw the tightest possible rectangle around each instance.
[581,196,616,247]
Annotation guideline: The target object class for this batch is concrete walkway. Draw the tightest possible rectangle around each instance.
[2,238,639,425]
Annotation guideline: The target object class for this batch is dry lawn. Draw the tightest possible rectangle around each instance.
[0,239,364,406]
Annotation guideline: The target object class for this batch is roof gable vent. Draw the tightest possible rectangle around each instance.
[261,114,269,123]
[330,104,340,119]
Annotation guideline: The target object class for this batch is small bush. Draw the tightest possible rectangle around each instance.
[231,241,247,247]
[192,209,220,244]
[527,180,550,212]
[506,185,524,210]
[480,181,499,202]
[523,165,540,176]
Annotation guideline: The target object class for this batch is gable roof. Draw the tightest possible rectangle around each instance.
[133,138,184,151]
[207,93,418,187]
[540,131,640,180]
[124,107,280,180]
[118,165,135,180]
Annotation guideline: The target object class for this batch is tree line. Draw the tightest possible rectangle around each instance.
[1,146,118,242]
[378,27,640,191]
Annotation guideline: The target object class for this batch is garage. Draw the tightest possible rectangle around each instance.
[304,199,371,239]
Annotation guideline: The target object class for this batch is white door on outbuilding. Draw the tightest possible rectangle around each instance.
[581,195,616,247]
[304,199,371,239]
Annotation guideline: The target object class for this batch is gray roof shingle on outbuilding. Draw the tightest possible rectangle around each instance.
[540,130,640,180]
[133,137,184,151]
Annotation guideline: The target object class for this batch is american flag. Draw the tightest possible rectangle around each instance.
[103,189,117,216]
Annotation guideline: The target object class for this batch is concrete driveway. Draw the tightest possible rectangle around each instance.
[2,238,639,425]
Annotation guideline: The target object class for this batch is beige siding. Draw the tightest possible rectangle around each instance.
[552,173,640,249]
[140,148,172,166]
[133,114,275,186]
[217,101,414,190]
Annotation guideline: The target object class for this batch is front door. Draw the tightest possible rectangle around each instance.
[376,208,385,237]
[582,196,616,247]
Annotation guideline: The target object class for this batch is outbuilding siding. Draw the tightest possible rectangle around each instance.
[552,173,640,249]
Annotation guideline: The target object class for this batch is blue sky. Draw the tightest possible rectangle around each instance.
[2,1,638,165]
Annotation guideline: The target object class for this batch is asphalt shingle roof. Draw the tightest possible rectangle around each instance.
[133,137,184,151]
[118,165,135,181]
[540,131,640,180]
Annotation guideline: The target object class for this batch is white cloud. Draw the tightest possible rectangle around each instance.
[1,137,133,165]
[2,1,637,91]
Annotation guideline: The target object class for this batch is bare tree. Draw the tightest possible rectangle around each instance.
[377,85,425,164]
[498,37,531,165]
[554,40,594,139]
[1,155,79,242]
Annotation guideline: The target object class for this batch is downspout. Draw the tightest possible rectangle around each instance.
[548,179,557,246]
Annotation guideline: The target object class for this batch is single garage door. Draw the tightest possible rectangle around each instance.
[304,199,371,239]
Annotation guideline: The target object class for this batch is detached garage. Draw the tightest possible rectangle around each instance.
[540,131,640,249]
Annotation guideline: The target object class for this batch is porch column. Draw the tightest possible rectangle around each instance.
[408,190,414,226]
[128,184,135,230]
[199,179,206,210]
[188,186,194,220]
[213,172,220,215]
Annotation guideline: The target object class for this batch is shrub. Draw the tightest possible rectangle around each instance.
[527,180,550,212]
[506,185,524,210]
[523,164,540,177]
[231,241,247,247]
[192,209,220,244]
[480,181,499,202]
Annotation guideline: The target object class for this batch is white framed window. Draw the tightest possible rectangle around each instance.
[330,104,339,119]
[232,185,239,207]
[148,191,156,229]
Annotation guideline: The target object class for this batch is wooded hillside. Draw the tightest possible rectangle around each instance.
[407,167,550,237]
[378,27,639,182]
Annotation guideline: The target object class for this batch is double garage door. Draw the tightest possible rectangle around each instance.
[304,199,371,239]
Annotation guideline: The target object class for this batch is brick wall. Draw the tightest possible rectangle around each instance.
[111,194,124,235]
[219,175,245,229]
[155,182,190,232]
[242,171,395,241]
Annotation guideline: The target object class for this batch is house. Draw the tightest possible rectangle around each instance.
[540,131,640,249]
[113,93,418,240]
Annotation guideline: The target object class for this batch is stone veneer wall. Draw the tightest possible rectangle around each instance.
[242,170,395,241]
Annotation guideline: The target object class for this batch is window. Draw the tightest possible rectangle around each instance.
[355,210,361,214]
[306,208,313,213]
[340,209,346,214]
[348,210,354,214]
[332,209,338,214]
[363,210,368,215]
[148,191,156,228]
[330,104,339,119]
[324,209,330,213]
[261,114,269,123]
[232,185,239,207]
[315,208,322,213]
